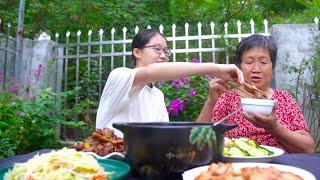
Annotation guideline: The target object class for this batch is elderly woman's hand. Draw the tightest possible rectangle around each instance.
[240,101,278,130]
[208,78,231,103]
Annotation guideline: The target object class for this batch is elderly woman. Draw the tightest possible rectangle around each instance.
[197,34,315,153]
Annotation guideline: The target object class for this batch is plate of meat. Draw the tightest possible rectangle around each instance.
[72,128,125,160]
[183,162,315,180]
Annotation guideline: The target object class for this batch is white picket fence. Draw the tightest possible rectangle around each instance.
[55,19,271,69]
[52,19,272,96]
[1,18,319,93]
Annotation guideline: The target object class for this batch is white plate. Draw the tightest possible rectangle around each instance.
[85,152,125,160]
[183,163,316,180]
[223,145,284,163]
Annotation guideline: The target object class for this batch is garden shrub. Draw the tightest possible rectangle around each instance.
[157,57,210,121]
[0,65,87,160]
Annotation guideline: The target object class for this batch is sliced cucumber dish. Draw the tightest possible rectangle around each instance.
[223,137,274,157]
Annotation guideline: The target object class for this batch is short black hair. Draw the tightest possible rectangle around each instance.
[131,29,168,67]
[235,34,277,69]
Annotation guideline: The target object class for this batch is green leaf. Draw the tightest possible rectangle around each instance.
[189,127,216,152]
[43,129,54,136]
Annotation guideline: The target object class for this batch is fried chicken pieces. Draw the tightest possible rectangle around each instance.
[195,163,302,180]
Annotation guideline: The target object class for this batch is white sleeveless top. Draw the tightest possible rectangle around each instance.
[95,67,169,137]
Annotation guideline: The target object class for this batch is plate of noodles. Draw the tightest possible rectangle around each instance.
[1,148,130,180]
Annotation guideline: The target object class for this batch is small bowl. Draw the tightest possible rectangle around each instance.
[241,98,275,115]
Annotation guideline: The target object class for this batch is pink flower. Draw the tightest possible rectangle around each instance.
[191,57,200,63]
[190,89,197,97]
[24,92,30,100]
[34,64,44,83]
[180,77,189,84]
[166,106,171,114]
[9,82,20,93]
[183,98,190,105]
[171,80,181,88]
[169,98,184,115]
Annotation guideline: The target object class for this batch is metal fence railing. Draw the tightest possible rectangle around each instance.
[54,19,272,96]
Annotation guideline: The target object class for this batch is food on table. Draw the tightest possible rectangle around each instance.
[195,162,302,180]
[224,137,274,157]
[72,128,124,156]
[4,148,110,180]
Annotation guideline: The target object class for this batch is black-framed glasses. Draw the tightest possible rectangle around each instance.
[143,44,171,57]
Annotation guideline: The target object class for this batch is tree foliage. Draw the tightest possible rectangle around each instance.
[0,0,318,38]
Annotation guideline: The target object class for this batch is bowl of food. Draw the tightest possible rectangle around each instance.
[241,98,275,115]
[113,122,237,179]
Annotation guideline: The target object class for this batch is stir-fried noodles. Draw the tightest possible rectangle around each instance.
[4,148,110,180]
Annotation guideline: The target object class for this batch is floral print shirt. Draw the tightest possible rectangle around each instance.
[211,89,309,151]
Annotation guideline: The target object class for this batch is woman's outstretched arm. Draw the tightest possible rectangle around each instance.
[133,62,244,87]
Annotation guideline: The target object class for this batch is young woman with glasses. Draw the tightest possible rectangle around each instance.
[96,29,244,136]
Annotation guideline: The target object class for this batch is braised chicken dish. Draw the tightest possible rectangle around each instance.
[195,163,302,180]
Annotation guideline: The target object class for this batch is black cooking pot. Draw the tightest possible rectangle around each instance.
[113,122,237,179]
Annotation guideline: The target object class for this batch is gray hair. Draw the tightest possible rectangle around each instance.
[235,34,277,69]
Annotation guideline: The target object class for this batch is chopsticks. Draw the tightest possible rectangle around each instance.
[242,82,268,98]
[228,81,256,98]
[213,107,242,126]
[228,81,268,99]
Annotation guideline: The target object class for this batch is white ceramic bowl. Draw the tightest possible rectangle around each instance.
[241,98,275,115]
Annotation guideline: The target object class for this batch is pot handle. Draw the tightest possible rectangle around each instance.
[112,122,127,133]
[215,123,238,134]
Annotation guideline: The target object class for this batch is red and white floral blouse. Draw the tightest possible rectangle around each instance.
[211,89,310,151]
